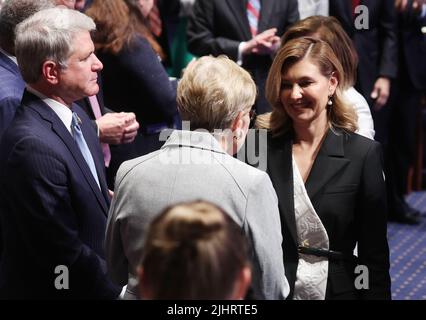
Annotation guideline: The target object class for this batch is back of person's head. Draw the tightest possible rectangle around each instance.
[15,7,95,84]
[281,15,358,89]
[177,55,257,132]
[138,200,251,300]
[266,37,357,135]
[0,0,54,54]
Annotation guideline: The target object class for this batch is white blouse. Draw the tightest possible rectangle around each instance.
[292,156,329,300]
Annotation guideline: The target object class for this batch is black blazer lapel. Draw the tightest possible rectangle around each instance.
[305,129,350,205]
[23,91,109,215]
[225,0,252,40]
[267,133,298,246]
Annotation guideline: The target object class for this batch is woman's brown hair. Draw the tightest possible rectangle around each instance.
[86,0,165,59]
[281,15,358,89]
[139,200,250,299]
[265,37,358,136]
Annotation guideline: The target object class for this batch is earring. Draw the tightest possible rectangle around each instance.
[233,130,243,141]
[327,95,333,106]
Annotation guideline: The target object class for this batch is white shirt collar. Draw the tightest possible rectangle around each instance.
[0,46,18,65]
[26,86,73,134]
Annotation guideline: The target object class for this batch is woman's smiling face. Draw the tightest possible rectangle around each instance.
[280,57,338,126]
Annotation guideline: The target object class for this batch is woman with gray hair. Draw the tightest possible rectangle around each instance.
[106,55,289,300]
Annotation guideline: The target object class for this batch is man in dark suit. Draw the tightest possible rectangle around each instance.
[386,0,426,223]
[0,0,54,138]
[329,0,398,142]
[153,0,181,69]
[0,45,24,138]
[0,7,120,299]
[187,0,299,114]
[0,0,139,190]
[55,0,139,188]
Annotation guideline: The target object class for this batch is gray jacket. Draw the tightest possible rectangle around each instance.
[106,130,289,299]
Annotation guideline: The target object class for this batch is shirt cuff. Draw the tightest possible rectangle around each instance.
[94,120,100,137]
[237,42,245,66]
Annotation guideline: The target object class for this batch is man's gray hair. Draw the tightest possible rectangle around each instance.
[0,0,55,53]
[15,7,96,83]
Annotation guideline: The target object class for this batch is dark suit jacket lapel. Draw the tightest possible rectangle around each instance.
[225,0,252,40]
[22,91,109,215]
[305,129,350,206]
[268,132,298,246]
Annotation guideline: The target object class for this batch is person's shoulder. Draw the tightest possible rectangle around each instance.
[0,71,24,98]
[341,130,381,157]
[267,130,291,150]
[343,87,367,104]
[128,34,152,52]
[219,152,272,188]
[114,150,163,185]
[343,130,378,145]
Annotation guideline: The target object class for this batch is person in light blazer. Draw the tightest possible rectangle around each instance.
[261,37,390,299]
[106,55,289,300]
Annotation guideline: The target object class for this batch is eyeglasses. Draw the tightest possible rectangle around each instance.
[249,109,257,128]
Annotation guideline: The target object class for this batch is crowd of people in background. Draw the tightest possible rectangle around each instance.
[0,0,425,300]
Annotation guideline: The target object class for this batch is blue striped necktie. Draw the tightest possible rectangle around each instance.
[247,0,261,37]
[71,112,100,189]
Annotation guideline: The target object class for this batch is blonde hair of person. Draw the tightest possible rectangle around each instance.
[138,200,251,300]
[265,37,358,136]
[177,55,257,132]
[281,15,358,89]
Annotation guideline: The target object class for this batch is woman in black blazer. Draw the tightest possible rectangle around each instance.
[261,37,391,299]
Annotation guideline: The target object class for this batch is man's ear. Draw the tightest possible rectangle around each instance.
[42,60,60,85]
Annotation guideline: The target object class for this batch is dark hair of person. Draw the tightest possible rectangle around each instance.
[86,0,165,59]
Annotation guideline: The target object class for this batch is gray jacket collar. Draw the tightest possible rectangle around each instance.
[162,130,227,154]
